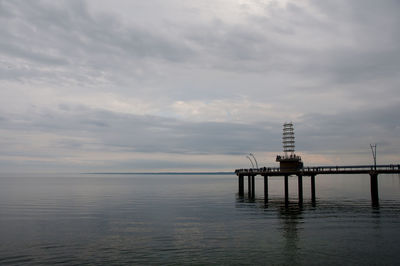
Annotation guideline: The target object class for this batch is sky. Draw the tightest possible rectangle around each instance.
[0,0,399,172]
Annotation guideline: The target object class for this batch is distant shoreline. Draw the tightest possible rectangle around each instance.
[82,172,235,175]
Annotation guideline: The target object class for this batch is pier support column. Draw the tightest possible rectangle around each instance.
[264,175,268,203]
[284,175,289,205]
[251,175,255,198]
[298,175,303,205]
[238,175,244,196]
[311,175,316,203]
[370,173,379,205]
[248,175,251,197]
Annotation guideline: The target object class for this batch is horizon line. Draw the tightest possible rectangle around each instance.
[82,171,235,175]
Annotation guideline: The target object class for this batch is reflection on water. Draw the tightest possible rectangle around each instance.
[279,204,303,265]
[235,190,400,265]
[236,173,400,265]
[1,174,400,265]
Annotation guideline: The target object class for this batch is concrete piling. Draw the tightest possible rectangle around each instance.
[311,175,316,203]
[284,175,289,204]
[370,173,379,205]
[264,175,268,203]
[298,175,303,205]
[238,175,244,196]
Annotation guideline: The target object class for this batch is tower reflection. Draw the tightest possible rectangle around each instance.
[278,204,303,265]
[236,195,304,264]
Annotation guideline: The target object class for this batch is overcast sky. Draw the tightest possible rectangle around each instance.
[1,0,399,172]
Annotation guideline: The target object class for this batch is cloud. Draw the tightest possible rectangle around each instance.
[0,0,399,171]
[0,104,281,171]
[1,100,399,172]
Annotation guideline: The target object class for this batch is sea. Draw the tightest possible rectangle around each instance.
[1,173,400,265]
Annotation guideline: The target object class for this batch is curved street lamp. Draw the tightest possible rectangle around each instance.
[246,155,255,168]
[249,153,259,169]
[370,144,377,170]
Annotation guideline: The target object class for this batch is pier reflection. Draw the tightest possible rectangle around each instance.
[235,195,305,264]
[278,204,303,265]
[235,193,386,265]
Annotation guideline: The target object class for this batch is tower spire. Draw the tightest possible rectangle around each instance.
[283,122,295,156]
[276,122,303,170]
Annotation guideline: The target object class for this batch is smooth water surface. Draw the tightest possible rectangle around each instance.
[1,173,400,265]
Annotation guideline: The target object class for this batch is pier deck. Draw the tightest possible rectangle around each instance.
[236,164,400,176]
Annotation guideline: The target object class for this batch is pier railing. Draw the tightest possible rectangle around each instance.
[235,164,400,175]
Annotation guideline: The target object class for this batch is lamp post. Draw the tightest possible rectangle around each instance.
[370,144,377,170]
[249,153,259,169]
[246,155,255,169]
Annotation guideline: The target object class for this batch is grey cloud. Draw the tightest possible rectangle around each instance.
[1,0,399,171]
[4,101,400,158]
[202,0,400,85]
[0,0,193,84]
[0,41,68,66]
[297,103,400,154]
[2,0,399,91]
[1,105,280,155]
[1,102,399,171]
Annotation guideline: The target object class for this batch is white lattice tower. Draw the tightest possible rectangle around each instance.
[282,122,295,156]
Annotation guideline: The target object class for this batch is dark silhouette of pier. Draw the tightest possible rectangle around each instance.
[235,164,400,206]
[237,122,400,206]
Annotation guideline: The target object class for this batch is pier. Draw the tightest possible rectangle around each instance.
[236,122,400,206]
[235,164,400,205]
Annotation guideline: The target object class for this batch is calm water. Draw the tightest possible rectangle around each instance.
[1,173,400,265]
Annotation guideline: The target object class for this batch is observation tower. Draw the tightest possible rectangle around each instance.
[276,122,303,171]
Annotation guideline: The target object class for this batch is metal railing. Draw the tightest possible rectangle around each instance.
[235,164,400,174]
